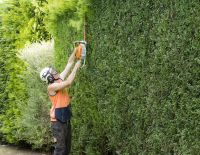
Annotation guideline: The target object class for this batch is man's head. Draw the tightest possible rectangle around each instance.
[40,67,59,84]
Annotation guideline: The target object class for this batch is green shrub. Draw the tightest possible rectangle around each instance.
[1,0,50,48]
[0,19,9,142]
[19,41,54,149]
[0,0,50,144]
[44,0,91,71]
[70,0,200,154]
[0,20,27,143]
[1,0,200,154]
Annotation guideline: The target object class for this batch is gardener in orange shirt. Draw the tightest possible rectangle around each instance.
[40,48,81,155]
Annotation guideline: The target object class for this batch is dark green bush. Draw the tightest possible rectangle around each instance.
[0,0,199,154]
[69,0,200,154]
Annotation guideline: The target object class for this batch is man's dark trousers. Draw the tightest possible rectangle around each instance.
[51,120,71,155]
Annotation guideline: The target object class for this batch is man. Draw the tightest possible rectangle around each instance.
[40,48,81,155]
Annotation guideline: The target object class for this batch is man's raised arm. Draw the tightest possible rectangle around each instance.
[48,60,81,92]
[60,48,76,80]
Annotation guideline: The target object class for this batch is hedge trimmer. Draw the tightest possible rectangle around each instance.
[74,16,87,67]
[74,41,87,67]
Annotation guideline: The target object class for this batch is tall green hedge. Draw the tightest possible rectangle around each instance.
[44,0,90,71]
[0,19,9,141]
[69,0,200,154]
[0,0,200,154]
[0,16,27,143]
[19,41,54,149]
[0,0,50,144]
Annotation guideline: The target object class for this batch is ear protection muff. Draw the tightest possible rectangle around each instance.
[47,74,55,84]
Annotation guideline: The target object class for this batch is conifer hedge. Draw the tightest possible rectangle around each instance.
[0,0,199,154]
[0,0,50,144]
[68,0,200,154]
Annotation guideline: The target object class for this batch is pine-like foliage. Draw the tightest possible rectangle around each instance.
[1,0,200,154]
[19,41,54,149]
[2,0,50,48]
[0,13,27,143]
[44,0,91,71]
[67,0,200,154]
[0,0,50,144]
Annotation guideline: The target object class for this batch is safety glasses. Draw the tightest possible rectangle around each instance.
[50,67,58,75]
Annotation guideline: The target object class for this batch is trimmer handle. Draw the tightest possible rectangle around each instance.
[73,40,87,68]
[74,41,87,47]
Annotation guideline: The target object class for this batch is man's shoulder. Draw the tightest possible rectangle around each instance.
[47,85,57,96]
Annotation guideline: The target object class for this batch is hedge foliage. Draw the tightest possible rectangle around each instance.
[0,0,50,144]
[0,0,200,154]
[69,0,200,154]
[44,0,91,71]
[19,41,54,148]
[0,3,27,142]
